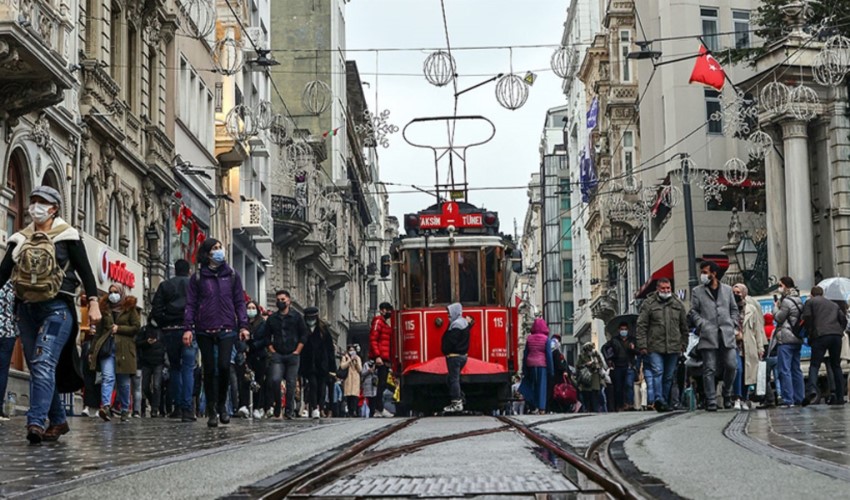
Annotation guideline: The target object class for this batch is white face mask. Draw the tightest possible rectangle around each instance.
[658,292,672,300]
[349,350,356,357]
[700,274,711,285]
[108,292,121,304]
[28,203,53,224]
[247,309,258,319]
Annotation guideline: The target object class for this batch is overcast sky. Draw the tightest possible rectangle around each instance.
[346,0,569,236]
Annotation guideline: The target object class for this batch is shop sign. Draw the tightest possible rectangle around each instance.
[98,247,137,289]
[81,234,144,300]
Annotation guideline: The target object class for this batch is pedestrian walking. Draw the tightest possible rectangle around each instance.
[151,259,196,422]
[547,335,569,413]
[184,238,251,428]
[603,323,638,412]
[519,318,552,414]
[636,277,689,412]
[244,300,267,419]
[802,285,848,406]
[0,282,18,421]
[732,284,766,410]
[576,342,603,412]
[339,345,362,418]
[442,302,471,413]
[90,284,140,422]
[0,186,100,443]
[772,276,805,407]
[301,307,336,419]
[511,375,525,415]
[361,359,378,417]
[688,261,739,411]
[369,302,394,418]
[264,290,307,419]
[136,324,166,417]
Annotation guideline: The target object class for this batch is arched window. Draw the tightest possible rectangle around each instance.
[84,183,97,235]
[127,215,137,260]
[6,152,26,237]
[108,196,121,248]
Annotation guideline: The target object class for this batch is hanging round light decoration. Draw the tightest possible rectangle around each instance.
[747,130,773,160]
[825,34,850,70]
[269,113,295,146]
[723,157,749,186]
[254,100,274,131]
[788,85,819,121]
[550,46,576,79]
[495,73,529,110]
[212,37,245,76]
[759,81,790,115]
[813,49,846,86]
[622,175,642,195]
[660,185,682,208]
[288,140,316,171]
[671,156,699,185]
[640,186,658,208]
[301,80,332,115]
[423,50,456,87]
[185,0,216,39]
[224,104,257,142]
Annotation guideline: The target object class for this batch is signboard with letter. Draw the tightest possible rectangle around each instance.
[82,233,145,302]
[418,202,484,230]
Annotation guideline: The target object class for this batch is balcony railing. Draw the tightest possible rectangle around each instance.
[271,195,306,223]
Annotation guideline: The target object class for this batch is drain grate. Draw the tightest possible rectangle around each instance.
[311,473,579,497]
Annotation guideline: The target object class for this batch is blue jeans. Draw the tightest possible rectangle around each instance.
[777,343,804,405]
[0,337,16,411]
[99,353,131,410]
[18,299,74,429]
[641,355,656,405]
[625,367,636,406]
[164,329,197,411]
[767,355,780,396]
[734,354,744,398]
[647,352,680,406]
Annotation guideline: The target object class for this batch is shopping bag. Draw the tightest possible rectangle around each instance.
[756,360,767,396]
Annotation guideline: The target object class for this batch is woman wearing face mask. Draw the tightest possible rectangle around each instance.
[90,284,140,422]
[518,318,553,414]
[0,186,101,444]
[300,307,337,419]
[732,284,766,410]
[183,238,251,427]
[771,276,805,407]
[245,301,268,419]
[339,345,362,417]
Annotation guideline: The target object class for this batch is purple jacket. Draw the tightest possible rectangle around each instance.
[184,264,249,333]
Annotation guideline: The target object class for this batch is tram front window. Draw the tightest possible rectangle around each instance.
[430,251,451,304]
[484,247,500,305]
[457,251,480,304]
[407,250,425,307]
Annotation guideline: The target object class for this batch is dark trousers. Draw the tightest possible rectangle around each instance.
[141,362,164,415]
[446,355,467,401]
[306,374,328,411]
[612,366,628,411]
[580,390,599,412]
[807,334,844,401]
[249,356,267,410]
[700,347,737,404]
[196,331,236,415]
[266,353,299,417]
[374,364,389,412]
[346,395,359,417]
[79,339,101,408]
[234,363,250,409]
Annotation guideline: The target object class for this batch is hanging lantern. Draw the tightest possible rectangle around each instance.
[723,157,749,186]
[671,156,699,185]
[759,81,790,115]
[495,73,529,110]
[660,185,682,209]
[787,85,819,121]
[288,140,316,170]
[550,46,576,79]
[185,0,216,39]
[622,175,642,195]
[747,130,773,160]
[639,186,658,208]
[825,34,850,70]
[302,80,332,115]
[254,100,274,131]
[224,104,258,142]
[813,49,847,86]
[269,113,295,146]
[423,50,456,87]
[212,37,244,76]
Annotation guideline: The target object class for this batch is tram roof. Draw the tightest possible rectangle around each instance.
[396,235,506,250]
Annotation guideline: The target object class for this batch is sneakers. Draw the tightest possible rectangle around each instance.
[26,425,44,445]
[120,411,130,422]
[443,400,464,413]
[98,406,111,422]
[80,407,90,417]
[219,408,231,425]
[42,422,70,442]
[733,400,742,411]
[381,409,394,418]
[742,401,752,411]
[0,413,9,421]
[654,400,668,413]
[131,411,140,419]
[706,402,718,412]
[572,400,582,413]
[238,406,250,418]
[265,409,275,419]
[311,408,320,419]
[723,399,734,410]
[300,408,308,418]
[253,409,264,419]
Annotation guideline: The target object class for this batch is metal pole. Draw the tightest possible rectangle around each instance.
[681,154,698,292]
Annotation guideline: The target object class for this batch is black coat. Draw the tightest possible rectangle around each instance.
[151,275,189,328]
[441,325,470,356]
[246,316,268,361]
[136,325,166,366]
[300,322,336,376]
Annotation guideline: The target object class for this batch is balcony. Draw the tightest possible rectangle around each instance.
[598,224,631,262]
[271,194,310,246]
[240,199,272,240]
[590,286,618,324]
[0,0,75,119]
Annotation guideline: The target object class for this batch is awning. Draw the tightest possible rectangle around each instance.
[636,260,674,299]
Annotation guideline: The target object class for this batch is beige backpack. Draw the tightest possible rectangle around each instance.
[11,224,69,303]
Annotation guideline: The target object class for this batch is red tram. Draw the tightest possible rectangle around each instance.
[387,200,520,413]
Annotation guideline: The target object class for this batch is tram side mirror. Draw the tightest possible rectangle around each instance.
[380,254,391,278]
[510,250,523,274]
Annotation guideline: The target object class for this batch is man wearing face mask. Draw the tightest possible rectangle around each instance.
[264,290,308,419]
[0,186,101,443]
[636,278,689,412]
[184,238,251,428]
[688,261,739,411]
[369,302,394,418]
[602,323,638,412]
[300,307,337,419]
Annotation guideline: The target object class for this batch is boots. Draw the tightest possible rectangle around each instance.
[218,405,230,425]
[182,408,197,423]
[207,408,218,428]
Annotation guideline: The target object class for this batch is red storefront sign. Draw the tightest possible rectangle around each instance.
[98,247,137,289]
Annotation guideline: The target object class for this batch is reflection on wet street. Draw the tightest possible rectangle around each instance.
[747,406,850,465]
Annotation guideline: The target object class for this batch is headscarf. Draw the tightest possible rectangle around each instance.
[447,302,468,330]
[531,317,549,335]
[101,283,127,312]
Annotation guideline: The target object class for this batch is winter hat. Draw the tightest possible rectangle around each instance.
[304,306,319,317]
[197,237,220,265]
[531,318,549,335]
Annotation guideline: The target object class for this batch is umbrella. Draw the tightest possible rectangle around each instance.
[605,314,638,341]
[816,277,850,302]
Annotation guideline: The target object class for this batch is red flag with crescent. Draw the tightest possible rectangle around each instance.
[689,45,725,91]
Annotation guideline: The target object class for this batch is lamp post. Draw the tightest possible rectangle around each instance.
[680,154,698,292]
[145,223,159,311]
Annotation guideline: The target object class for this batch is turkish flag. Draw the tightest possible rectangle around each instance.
[689,45,725,91]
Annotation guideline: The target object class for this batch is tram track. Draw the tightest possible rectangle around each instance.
[232,413,675,499]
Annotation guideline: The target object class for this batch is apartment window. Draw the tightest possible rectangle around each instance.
[368,247,377,266]
[206,91,214,150]
[146,48,157,123]
[179,58,189,121]
[561,218,572,251]
[108,197,121,248]
[705,89,722,134]
[733,11,751,49]
[127,26,138,110]
[701,8,719,52]
[109,2,121,81]
[560,178,571,211]
[622,130,635,177]
[619,30,632,83]
[562,259,574,293]
[369,284,378,315]
[563,302,574,335]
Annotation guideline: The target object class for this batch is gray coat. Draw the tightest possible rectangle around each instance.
[688,283,740,350]
[772,292,803,345]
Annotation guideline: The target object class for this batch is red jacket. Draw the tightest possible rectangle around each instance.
[369,314,392,360]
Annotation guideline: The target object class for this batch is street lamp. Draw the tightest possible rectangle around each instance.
[145,224,159,311]
[735,231,758,274]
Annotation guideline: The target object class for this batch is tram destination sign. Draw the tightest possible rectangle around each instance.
[418,202,484,230]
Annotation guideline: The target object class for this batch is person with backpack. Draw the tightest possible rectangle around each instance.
[772,276,805,408]
[184,238,250,428]
[151,259,196,423]
[136,324,166,417]
[801,285,847,406]
[339,345,362,418]
[0,186,101,443]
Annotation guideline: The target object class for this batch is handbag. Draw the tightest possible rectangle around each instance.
[553,374,578,404]
[97,334,115,361]
[756,360,767,396]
